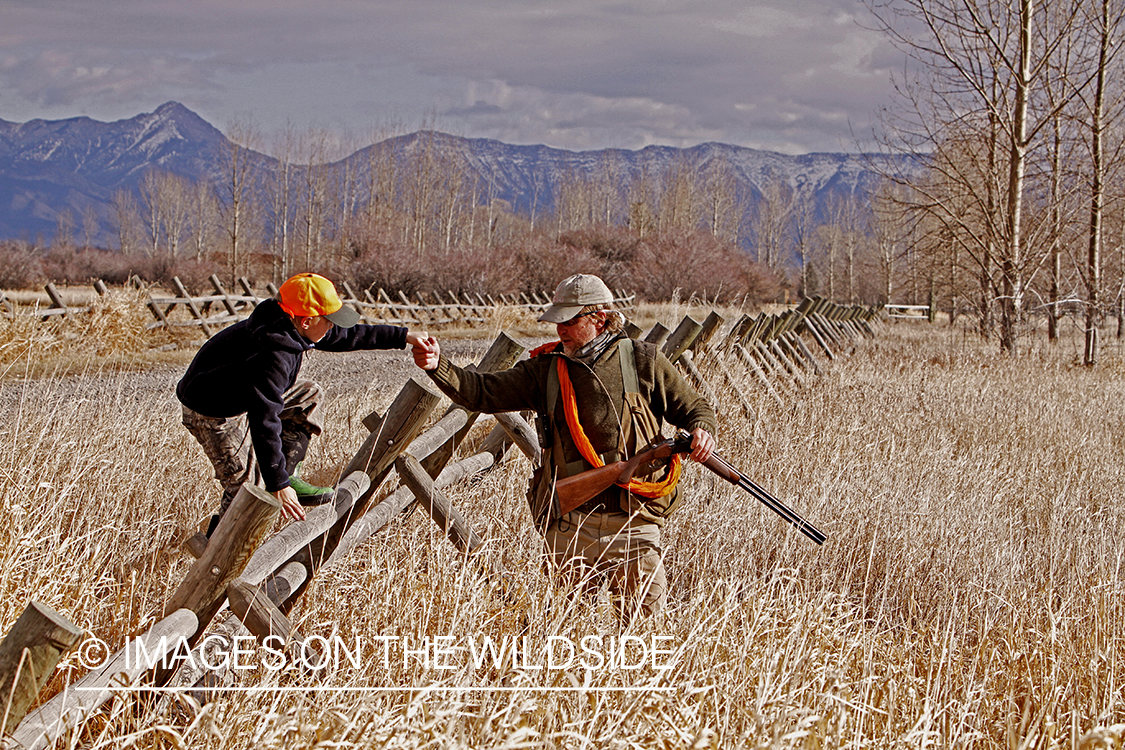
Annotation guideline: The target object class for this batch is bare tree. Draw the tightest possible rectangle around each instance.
[111,189,142,255]
[138,169,197,258]
[704,154,740,243]
[138,169,165,257]
[790,189,817,297]
[54,209,75,249]
[265,125,297,279]
[329,132,365,266]
[814,193,868,302]
[81,205,99,250]
[217,120,261,284]
[871,182,912,304]
[555,167,593,238]
[528,169,546,233]
[596,152,625,227]
[656,154,701,234]
[295,128,332,269]
[189,179,220,264]
[401,130,441,254]
[1075,0,1125,364]
[361,127,401,247]
[163,174,191,258]
[869,0,1089,353]
[749,176,796,273]
[627,159,658,239]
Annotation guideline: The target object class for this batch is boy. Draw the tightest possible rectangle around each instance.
[178,272,426,530]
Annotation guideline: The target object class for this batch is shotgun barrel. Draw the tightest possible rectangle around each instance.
[692,438,825,545]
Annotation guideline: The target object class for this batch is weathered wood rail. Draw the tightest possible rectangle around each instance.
[139,277,637,336]
[885,303,932,321]
[0,294,880,748]
[0,281,112,320]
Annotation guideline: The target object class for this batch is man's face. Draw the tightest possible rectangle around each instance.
[557,310,605,355]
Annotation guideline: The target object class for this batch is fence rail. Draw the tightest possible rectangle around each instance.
[885,303,932,321]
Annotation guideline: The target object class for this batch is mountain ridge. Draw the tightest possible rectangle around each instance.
[0,102,902,245]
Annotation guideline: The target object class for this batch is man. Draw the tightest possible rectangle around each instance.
[178,272,427,530]
[412,273,717,619]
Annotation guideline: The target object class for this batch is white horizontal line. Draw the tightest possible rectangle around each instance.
[77,686,674,694]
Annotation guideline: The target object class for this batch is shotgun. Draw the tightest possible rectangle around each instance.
[554,431,826,545]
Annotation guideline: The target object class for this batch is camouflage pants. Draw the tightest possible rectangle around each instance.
[181,380,324,515]
[543,509,667,621]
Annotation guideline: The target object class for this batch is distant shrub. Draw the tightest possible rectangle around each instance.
[559,225,639,265]
[337,225,782,305]
[49,247,148,285]
[425,245,523,296]
[0,242,45,289]
[145,257,222,295]
[348,239,431,295]
[629,230,783,304]
[505,235,599,295]
[30,246,223,294]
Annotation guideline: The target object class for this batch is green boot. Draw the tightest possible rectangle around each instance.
[289,462,334,506]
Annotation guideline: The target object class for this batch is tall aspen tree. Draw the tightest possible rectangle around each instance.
[218,120,261,284]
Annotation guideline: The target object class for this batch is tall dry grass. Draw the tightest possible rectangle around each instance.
[0,319,1122,748]
[0,286,188,379]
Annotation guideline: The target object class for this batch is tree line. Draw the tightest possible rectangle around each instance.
[869,0,1125,362]
[1,125,922,310]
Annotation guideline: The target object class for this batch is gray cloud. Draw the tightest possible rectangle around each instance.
[0,0,897,153]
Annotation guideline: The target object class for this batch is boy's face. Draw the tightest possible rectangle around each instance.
[297,315,333,343]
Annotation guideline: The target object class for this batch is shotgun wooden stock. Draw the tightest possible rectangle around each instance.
[555,435,693,515]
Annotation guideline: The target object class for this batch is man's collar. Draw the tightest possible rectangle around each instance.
[570,330,621,365]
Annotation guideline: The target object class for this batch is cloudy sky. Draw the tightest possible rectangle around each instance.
[0,0,899,155]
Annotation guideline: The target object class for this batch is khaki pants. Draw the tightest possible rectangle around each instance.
[181,380,323,515]
[543,509,667,620]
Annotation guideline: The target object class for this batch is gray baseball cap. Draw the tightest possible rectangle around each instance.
[538,274,614,323]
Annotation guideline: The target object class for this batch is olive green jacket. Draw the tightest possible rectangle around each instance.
[425,335,718,524]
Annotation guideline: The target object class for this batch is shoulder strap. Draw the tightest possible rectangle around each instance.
[617,337,639,395]
[546,353,560,419]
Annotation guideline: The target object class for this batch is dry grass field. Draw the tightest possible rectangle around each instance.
[0,296,1122,748]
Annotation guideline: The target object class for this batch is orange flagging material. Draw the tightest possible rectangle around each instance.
[529,340,561,358]
[556,357,681,498]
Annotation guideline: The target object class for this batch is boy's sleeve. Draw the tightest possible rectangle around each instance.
[244,352,292,492]
[316,323,407,352]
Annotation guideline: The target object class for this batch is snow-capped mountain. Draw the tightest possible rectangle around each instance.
[0,102,235,243]
[0,102,904,245]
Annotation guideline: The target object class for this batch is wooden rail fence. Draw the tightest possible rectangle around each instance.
[0,281,113,320]
[1,295,881,749]
[144,277,635,336]
[0,277,634,337]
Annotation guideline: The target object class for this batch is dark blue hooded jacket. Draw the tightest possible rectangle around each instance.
[176,298,407,491]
